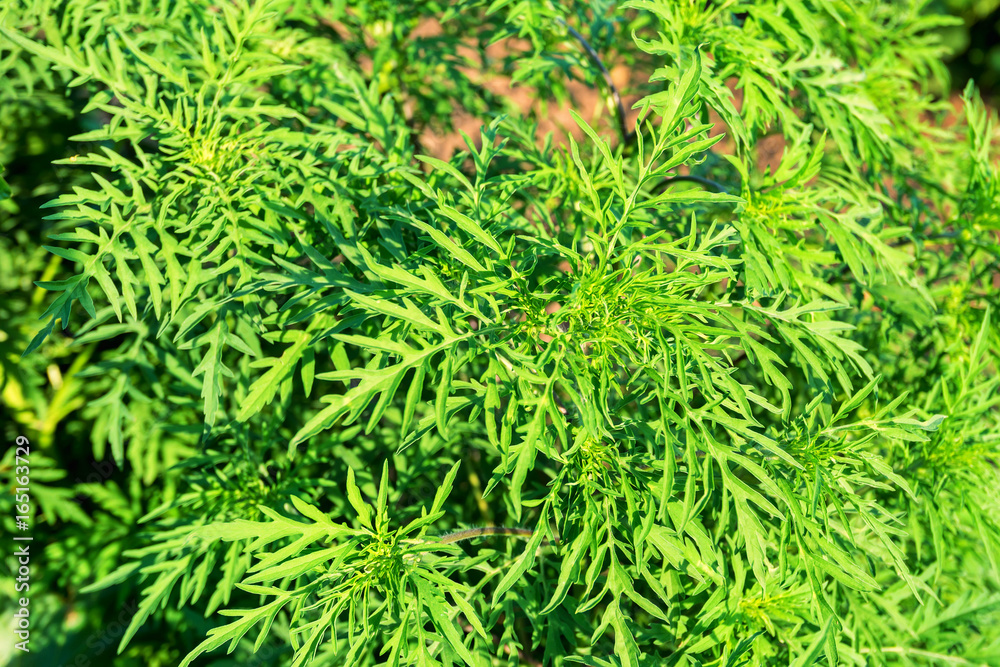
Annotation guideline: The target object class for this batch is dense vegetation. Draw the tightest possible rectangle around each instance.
[2,1,999,665]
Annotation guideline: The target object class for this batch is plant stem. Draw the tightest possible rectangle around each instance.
[439,526,534,543]
[557,18,633,148]
[435,526,559,546]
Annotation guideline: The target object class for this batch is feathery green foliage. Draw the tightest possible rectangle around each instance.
[2,1,1000,665]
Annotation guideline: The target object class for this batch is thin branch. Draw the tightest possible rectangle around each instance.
[557,18,633,147]
[552,24,732,196]
[439,526,534,543]
[435,526,559,546]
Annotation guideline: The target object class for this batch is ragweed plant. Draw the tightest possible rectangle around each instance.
[2,0,1000,666]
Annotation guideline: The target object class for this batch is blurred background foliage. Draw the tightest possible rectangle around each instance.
[935,0,1000,99]
[0,0,997,665]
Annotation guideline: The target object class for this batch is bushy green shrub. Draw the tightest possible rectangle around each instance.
[2,1,1000,665]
